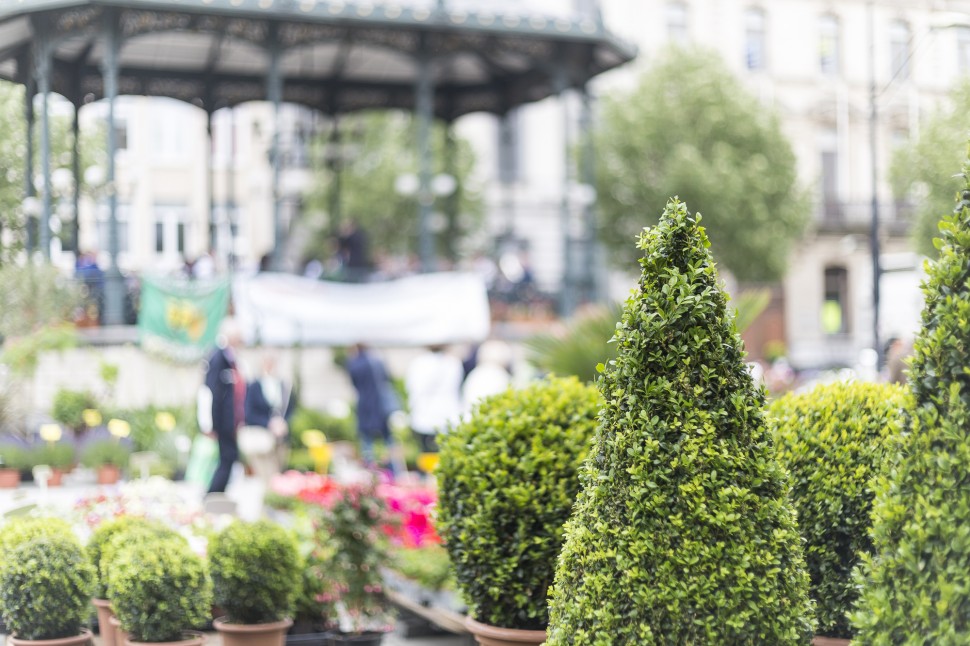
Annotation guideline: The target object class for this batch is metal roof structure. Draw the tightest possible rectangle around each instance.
[0,0,634,119]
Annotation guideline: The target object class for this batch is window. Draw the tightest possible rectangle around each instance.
[819,14,840,76]
[745,8,767,71]
[96,203,130,257]
[959,27,970,75]
[497,108,521,184]
[113,119,128,151]
[890,20,911,81]
[666,2,689,43]
[154,205,188,258]
[822,266,849,335]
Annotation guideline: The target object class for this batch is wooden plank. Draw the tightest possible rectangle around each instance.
[385,588,469,634]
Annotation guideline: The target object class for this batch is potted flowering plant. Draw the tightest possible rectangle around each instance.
[0,443,28,488]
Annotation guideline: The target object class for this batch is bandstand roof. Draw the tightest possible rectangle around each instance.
[0,0,636,120]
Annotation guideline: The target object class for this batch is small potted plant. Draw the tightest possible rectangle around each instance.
[51,388,99,434]
[770,382,905,644]
[436,377,601,646]
[80,439,132,485]
[0,443,28,488]
[87,517,181,646]
[29,438,75,486]
[317,483,393,645]
[208,520,300,646]
[0,534,95,646]
[106,536,211,646]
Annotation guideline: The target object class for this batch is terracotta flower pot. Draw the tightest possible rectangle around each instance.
[97,465,122,485]
[0,467,21,488]
[124,631,206,646]
[214,617,293,646]
[109,617,128,646]
[47,469,64,487]
[464,617,546,646]
[92,598,117,646]
[812,638,851,646]
[9,628,94,646]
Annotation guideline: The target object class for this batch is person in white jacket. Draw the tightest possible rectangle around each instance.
[462,340,512,415]
[405,345,464,452]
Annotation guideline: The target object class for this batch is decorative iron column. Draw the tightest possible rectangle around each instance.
[415,34,435,273]
[578,83,601,304]
[867,0,882,364]
[556,64,576,317]
[328,116,342,239]
[71,102,81,255]
[497,109,517,241]
[102,12,124,326]
[267,24,284,271]
[23,69,36,255]
[36,41,52,260]
[442,121,461,262]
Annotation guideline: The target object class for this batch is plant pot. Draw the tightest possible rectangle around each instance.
[97,465,122,485]
[327,631,385,646]
[812,638,851,646]
[464,617,546,646]
[92,598,117,646]
[0,467,21,488]
[109,616,128,646]
[47,469,64,487]
[9,628,94,646]
[215,617,293,646]
[124,630,206,646]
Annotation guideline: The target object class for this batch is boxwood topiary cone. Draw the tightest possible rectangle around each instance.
[851,155,970,642]
[770,382,906,639]
[545,199,814,645]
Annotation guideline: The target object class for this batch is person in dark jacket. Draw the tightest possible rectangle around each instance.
[346,343,397,470]
[205,318,245,493]
[244,352,295,477]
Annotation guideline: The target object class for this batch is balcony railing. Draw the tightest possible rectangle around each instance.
[816,199,914,235]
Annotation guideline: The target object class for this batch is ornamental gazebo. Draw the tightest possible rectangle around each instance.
[0,0,635,323]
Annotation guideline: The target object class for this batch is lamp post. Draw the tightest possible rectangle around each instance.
[395,172,457,271]
[84,163,124,326]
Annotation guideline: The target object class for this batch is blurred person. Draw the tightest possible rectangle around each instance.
[346,344,398,470]
[242,352,295,481]
[204,318,245,493]
[406,345,463,452]
[886,337,911,385]
[462,340,512,415]
[337,220,372,282]
[75,250,105,325]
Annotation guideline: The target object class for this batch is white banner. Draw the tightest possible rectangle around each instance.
[232,272,491,346]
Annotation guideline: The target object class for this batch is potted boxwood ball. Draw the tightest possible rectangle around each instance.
[0,534,95,646]
[208,520,300,646]
[87,517,181,646]
[106,537,212,646]
[770,382,905,644]
[436,376,601,646]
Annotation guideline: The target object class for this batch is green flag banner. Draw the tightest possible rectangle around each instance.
[138,276,230,363]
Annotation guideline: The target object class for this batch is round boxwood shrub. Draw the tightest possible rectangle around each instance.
[770,382,906,638]
[107,537,212,642]
[436,376,601,630]
[546,201,814,645]
[87,516,179,599]
[208,520,301,624]
[852,158,970,641]
[0,516,75,560]
[0,534,94,640]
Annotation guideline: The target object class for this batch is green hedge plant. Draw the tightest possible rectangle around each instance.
[770,382,905,638]
[0,517,75,558]
[0,534,94,640]
[208,520,300,624]
[546,200,814,645]
[436,376,601,630]
[107,537,211,642]
[80,440,131,470]
[51,389,98,430]
[851,156,970,641]
[87,516,178,599]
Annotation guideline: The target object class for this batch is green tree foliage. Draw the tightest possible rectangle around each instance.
[306,110,483,264]
[436,377,601,630]
[889,81,970,257]
[595,49,809,282]
[0,264,81,340]
[546,200,813,645]
[770,382,906,638]
[852,154,970,643]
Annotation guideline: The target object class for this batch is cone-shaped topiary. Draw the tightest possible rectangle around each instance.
[436,376,601,630]
[770,382,906,639]
[852,155,970,642]
[545,200,814,645]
